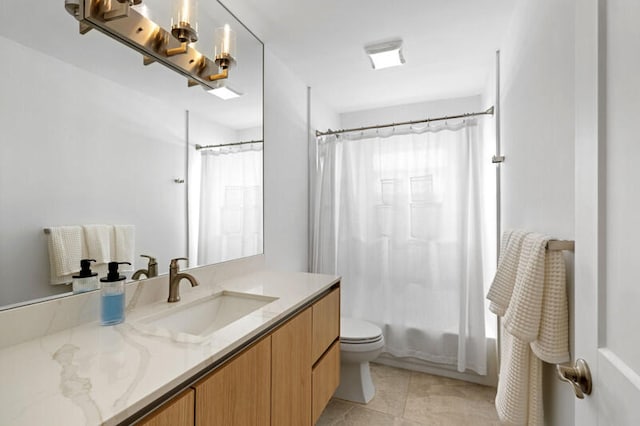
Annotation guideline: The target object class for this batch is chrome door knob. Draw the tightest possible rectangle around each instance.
[556,358,592,399]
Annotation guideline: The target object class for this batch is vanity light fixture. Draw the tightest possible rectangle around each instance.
[64,0,236,91]
[207,85,242,100]
[365,39,405,70]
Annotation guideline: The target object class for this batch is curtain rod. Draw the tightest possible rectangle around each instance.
[195,140,263,150]
[315,106,494,137]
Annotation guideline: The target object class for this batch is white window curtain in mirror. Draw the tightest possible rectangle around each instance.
[196,143,263,265]
[312,120,487,374]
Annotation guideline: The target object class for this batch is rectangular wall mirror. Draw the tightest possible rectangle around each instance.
[0,0,264,308]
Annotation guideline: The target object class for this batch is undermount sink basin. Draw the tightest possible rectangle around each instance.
[134,291,278,340]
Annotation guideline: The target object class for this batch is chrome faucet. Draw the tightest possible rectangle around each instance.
[131,255,158,280]
[168,257,199,303]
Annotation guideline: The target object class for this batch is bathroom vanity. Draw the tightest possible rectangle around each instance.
[139,285,340,426]
[0,260,340,426]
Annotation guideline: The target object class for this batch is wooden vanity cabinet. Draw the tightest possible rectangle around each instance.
[137,285,340,426]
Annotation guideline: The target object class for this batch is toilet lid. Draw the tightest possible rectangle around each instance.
[341,317,383,343]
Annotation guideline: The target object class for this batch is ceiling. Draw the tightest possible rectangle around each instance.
[225,0,516,113]
[1,1,515,124]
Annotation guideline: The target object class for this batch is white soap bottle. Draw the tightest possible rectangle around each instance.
[72,259,99,293]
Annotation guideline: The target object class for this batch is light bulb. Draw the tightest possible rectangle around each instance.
[171,0,198,43]
[214,24,236,68]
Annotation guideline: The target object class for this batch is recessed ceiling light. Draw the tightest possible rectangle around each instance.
[207,85,242,100]
[365,40,405,70]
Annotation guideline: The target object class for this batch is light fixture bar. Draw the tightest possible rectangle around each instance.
[66,0,229,91]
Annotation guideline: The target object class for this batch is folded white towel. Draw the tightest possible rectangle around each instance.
[487,229,528,316]
[83,225,112,265]
[47,226,85,285]
[114,225,135,272]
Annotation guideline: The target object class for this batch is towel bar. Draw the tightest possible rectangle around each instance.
[546,240,575,251]
[43,228,51,235]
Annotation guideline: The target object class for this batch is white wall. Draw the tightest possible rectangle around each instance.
[262,48,339,272]
[499,0,575,424]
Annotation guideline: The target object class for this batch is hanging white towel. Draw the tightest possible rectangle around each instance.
[113,225,135,272]
[487,231,570,426]
[531,250,570,363]
[47,226,85,285]
[494,327,543,425]
[83,224,112,265]
[503,233,548,342]
[487,229,528,316]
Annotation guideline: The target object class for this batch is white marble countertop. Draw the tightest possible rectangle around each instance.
[0,268,339,425]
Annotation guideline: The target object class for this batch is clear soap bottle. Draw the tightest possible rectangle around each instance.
[100,261,131,326]
[72,259,99,293]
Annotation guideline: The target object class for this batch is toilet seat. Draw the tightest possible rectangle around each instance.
[340,318,384,344]
[340,337,384,353]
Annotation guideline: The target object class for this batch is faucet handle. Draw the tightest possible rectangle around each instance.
[170,257,189,269]
[140,254,157,265]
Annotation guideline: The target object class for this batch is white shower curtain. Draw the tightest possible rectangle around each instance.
[312,120,488,374]
[197,143,263,265]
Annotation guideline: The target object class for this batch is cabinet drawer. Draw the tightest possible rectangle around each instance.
[194,337,271,426]
[138,388,195,426]
[312,340,340,425]
[271,308,312,426]
[312,288,340,363]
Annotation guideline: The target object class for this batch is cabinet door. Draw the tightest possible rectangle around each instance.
[312,340,340,425]
[312,288,340,363]
[271,308,312,425]
[194,337,271,426]
[139,388,195,426]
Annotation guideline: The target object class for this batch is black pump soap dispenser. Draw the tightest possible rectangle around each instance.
[100,261,131,326]
[72,259,99,293]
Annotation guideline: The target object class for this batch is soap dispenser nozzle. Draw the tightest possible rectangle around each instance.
[101,261,132,283]
[74,258,97,278]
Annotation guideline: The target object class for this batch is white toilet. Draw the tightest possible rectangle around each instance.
[334,317,385,404]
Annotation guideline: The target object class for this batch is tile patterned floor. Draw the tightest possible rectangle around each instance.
[316,363,499,426]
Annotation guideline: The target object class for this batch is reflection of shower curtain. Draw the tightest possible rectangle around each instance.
[196,143,263,265]
[312,121,488,374]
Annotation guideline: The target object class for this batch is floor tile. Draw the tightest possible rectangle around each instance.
[404,372,499,425]
[331,405,397,426]
[317,364,499,426]
[363,363,412,416]
[316,399,357,425]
